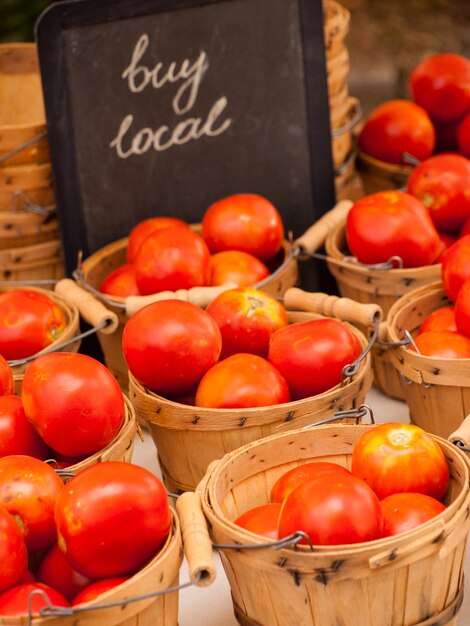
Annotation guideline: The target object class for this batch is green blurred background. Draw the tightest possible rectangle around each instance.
[0,0,54,42]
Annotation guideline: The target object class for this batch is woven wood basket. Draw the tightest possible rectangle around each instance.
[323,0,350,60]
[198,421,470,626]
[331,97,361,169]
[0,239,64,282]
[0,185,55,212]
[129,291,380,494]
[325,219,441,400]
[0,208,58,249]
[386,281,470,439]
[356,150,414,195]
[326,46,349,98]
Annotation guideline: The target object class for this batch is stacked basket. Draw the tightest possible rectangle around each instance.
[0,43,64,282]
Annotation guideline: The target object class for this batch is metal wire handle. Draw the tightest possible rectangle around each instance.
[0,130,48,165]
[341,313,381,382]
[11,189,55,220]
[300,248,404,271]
[213,531,313,552]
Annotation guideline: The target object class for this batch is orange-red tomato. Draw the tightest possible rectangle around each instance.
[407,154,470,233]
[345,191,441,268]
[206,287,288,359]
[381,492,446,537]
[268,319,362,400]
[358,99,435,164]
[72,578,129,606]
[37,543,93,603]
[417,306,457,335]
[123,300,222,395]
[127,216,189,263]
[0,583,69,616]
[195,353,290,409]
[135,225,210,295]
[454,278,470,338]
[441,234,470,301]
[0,507,28,593]
[270,461,351,503]
[457,111,470,159]
[98,264,140,297]
[0,289,67,360]
[0,395,49,459]
[278,473,384,545]
[202,194,284,262]
[0,354,14,396]
[409,53,470,123]
[209,250,270,287]
[234,503,282,539]
[412,330,470,358]
[351,423,449,501]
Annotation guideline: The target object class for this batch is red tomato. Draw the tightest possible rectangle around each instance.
[411,330,470,358]
[123,299,221,395]
[37,543,93,603]
[0,507,28,593]
[454,278,470,338]
[127,216,189,263]
[437,232,459,261]
[0,354,13,396]
[0,455,64,552]
[441,234,470,301]
[18,569,36,584]
[206,287,288,359]
[358,99,435,164]
[0,583,69,616]
[278,472,384,545]
[0,289,67,360]
[458,111,470,159]
[270,461,351,503]
[345,191,441,267]
[72,577,129,606]
[417,306,457,335]
[407,154,470,233]
[234,503,282,539]
[21,352,125,457]
[134,225,210,295]
[195,353,290,409]
[268,319,362,400]
[0,395,49,459]
[202,194,284,262]
[381,492,446,537]
[409,53,470,123]
[54,462,171,578]
[351,423,449,501]
[209,250,270,287]
[98,264,140,297]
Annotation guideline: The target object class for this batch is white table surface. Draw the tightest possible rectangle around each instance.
[131,386,470,626]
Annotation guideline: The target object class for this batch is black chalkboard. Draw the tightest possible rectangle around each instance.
[36,0,335,274]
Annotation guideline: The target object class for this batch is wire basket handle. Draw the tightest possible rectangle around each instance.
[294,200,353,257]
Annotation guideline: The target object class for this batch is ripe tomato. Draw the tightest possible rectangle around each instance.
[0,583,69,616]
[351,423,449,500]
[209,250,270,287]
[278,472,384,545]
[409,53,470,123]
[0,289,67,360]
[381,492,446,538]
[127,216,189,263]
[407,154,470,233]
[195,353,290,408]
[345,191,441,267]
[411,330,470,358]
[454,278,470,338]
[72,578,129,606]
[268,319,362,400]
[37,543,93,603]
[202,193,284,262]
[0,507,28,593]
[0,455,64,551]
[22,352,125,457]
[98,264,140,297]
[457,111,470,158]
[358,99,435,164]
[123,299,221,395]
[234,503,282,539]
[417,306,457,335]
[134,225,210,295]
[441,234,470,301]
[270,461,351,503]
[206,287,288,359]
[0,354,13,396]
[0,395,49,459]
[54,461,171,578]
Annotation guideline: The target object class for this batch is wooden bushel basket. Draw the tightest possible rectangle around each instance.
[325,218,441,400]
[129,290,380,494]
[356,150,414,196]
[386,281,470,439]
[323,0,350,60]
[0,239,64,282]
[0,207,59,250]
[197,421,470,626]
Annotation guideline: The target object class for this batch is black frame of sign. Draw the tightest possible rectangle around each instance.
[36,0,335,274]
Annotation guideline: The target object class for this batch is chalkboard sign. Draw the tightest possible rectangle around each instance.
[36,0,335,274]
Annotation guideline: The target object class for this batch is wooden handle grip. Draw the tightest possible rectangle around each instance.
[54,279,119,335]
[448,415,470,449]
[283,288,382,327]
[125,283,238,316]
[294,200,353,254]
[175,492,217,587]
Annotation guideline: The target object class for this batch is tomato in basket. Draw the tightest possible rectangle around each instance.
[441,234,470,301]
[209,250,270,287]
[127,216,189,263]
[0,583,69,616]
[457,111,470,158]
[98,264,140,297]
[234,503,282,539]
[417,306,457,335]
[412,330,470,358]
[37,543,93,603]
[0,395,49,459]
[381,492,446,537]
[0,355,13,396]
[72,577,129,606]
[0,507,28,593]
[270,461,351,503]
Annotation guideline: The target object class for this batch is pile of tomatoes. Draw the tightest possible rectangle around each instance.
[235,423,449,545]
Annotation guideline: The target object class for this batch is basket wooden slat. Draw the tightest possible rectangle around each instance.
[0,162,52,189]
[326,46,349,98]
[0,239,64,282]
[199,423,470,626]
[356,150,414,195]
[0,185,55,212]
[323,0,350,60]
[0,210,58,249]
